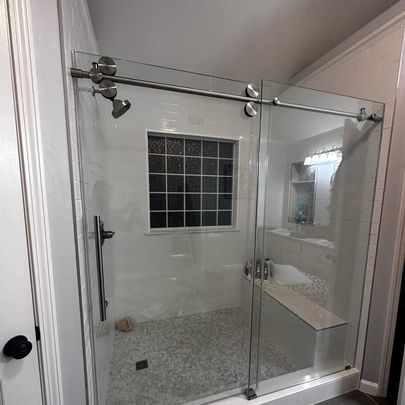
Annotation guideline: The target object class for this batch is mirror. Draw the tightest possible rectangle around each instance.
[288,142,342,226]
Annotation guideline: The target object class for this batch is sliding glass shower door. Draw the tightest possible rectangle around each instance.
[74,52,384,404]
[250,80,384,396]
[75,52,262,405]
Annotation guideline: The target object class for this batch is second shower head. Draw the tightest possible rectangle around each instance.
[112,99,131,119]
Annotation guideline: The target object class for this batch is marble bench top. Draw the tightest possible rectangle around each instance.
[242,275,346,331]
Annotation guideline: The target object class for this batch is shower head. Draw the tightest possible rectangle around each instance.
[112,98,131,119]
[88,57,131,119]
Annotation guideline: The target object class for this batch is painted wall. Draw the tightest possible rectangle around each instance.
[297,20,404,388]
[85,0,397,83]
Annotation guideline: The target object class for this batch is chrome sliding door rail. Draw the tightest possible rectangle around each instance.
[71,68,257,103]
[71,67,383,122]
[270,97,374,121]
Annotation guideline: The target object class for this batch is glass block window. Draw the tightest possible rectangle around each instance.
[148,133,236,229]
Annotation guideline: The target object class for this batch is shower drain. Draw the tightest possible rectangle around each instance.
[136,359,148,370]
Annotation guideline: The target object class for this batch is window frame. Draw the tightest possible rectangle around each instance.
[146,130,239,233]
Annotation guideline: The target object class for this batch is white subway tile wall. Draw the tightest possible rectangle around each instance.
[300,25,403,369]
[100,84,259,324]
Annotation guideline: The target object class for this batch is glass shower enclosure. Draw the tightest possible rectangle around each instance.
[73,52,384,405]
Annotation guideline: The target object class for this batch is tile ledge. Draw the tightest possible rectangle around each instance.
[242,274,346,331]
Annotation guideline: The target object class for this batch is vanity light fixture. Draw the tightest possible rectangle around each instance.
[304,147,342,166]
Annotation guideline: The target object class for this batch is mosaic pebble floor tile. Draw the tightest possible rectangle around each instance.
[107,308,295,405]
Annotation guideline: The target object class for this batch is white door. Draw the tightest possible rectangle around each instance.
[0,0,43,403]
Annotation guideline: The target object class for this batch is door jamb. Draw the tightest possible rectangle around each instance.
[378,28,405,396]
[5,0,83,404]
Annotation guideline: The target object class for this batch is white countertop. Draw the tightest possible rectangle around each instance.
[265,228,335,250]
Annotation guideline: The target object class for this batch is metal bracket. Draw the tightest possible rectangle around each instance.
[245,83,260,98]
[92,80,117,100]
[357,108,368,122]
[244,101,258,117]
[244,387,257,400]
[244,83,260,118]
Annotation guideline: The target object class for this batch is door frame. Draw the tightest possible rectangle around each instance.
[5,0,88,404]
[374,28,405,397]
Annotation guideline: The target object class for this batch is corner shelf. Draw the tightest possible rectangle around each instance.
[288,161,317,224]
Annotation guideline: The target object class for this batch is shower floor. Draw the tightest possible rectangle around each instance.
[107,308,296,405]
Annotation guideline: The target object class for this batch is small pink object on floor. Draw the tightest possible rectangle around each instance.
[115,316,136,332]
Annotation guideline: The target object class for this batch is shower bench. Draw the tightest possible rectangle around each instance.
[241,275,348,370]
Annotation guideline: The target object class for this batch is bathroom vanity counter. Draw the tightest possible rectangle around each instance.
[265,228,334,250]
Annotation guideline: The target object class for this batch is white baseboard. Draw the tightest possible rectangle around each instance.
[360,379,379,396]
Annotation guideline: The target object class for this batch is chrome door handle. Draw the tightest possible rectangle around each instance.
[94,215,115,322]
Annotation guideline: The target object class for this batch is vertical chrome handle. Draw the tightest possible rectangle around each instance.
[94,215,107,322]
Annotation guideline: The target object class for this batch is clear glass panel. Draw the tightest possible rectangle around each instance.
[253,80,384,395]
[74,52,385,403]
[74,52,261,404]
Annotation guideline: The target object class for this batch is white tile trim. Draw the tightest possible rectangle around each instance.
[374,27,405,395]
[359,379,379,396]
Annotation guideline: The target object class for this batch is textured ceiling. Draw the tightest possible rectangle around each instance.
[87,0,398,83]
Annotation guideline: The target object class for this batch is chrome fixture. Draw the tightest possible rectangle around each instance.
[93,79,117,99]
[112,99,131,119]
[94,215,115,322]
[89,57,131,119]
[304,146,342,166]
[71,57,383,123]
[244,101,258,117]
[271,97,382,122]
[245,83,260,98]
[244,83,260,117]
[89,62,103,83]
[92,79,132,118]
[98,56,117,76]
